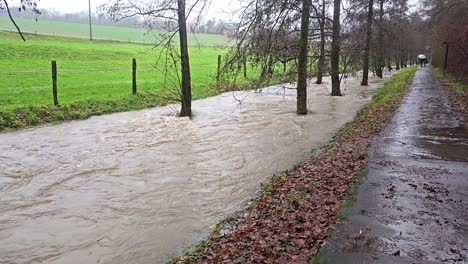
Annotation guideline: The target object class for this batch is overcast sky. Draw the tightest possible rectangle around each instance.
[16,0,420,20]
[32,0,241,20]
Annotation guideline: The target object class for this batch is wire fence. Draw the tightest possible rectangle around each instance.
[0,55,244,108]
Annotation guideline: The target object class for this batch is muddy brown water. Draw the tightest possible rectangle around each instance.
[322,68,468,263]
[0,74,392,264]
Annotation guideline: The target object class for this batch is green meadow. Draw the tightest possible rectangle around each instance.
[0,26,240,130]
[0,19,287,130]
[0,30,230,110]
[0,16,229,46]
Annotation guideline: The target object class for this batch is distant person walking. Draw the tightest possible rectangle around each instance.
[418,54,427,68]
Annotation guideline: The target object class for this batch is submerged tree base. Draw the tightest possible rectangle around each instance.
[172,66,417,264]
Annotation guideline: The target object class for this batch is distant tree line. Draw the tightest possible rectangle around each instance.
[424,0,468,81]
[0,6,143,28]
[189,18,236,35]
[0,6,235,36]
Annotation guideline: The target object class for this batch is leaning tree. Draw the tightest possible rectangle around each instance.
[0,0,40,41]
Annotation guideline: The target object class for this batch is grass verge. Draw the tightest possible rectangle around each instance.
[0,93,169,131]
[171,66,417,263]
[432,67,468,125]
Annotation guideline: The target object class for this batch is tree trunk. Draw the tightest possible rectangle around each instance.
[395,54,400,70]
[296,0,311,115]
[361,0,374,86]
[331,0,341,96]
[316,0,326,84]
[178,0,192,117]
[376,0,385,78]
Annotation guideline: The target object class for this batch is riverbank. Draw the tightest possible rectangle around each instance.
[173,66,417,263]
[0,76,294,132]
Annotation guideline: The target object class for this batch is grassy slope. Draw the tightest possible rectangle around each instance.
[0,31,228,108]
[432,67,468,92]
[0,16,229,46]
[432,67,468,125]
[0,30,233,130]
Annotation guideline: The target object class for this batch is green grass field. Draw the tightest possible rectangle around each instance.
[0,30,230,110]
[0,21,290,130]
[0,16,229,46]
[0,30,240,130]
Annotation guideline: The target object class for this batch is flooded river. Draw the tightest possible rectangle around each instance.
[0,74,391,264]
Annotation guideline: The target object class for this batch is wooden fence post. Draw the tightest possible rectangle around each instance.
[443,42,449,76]
[51,60,58,106]
[243,56,247,78]
[217,55,222,83]
[132,58,137,95]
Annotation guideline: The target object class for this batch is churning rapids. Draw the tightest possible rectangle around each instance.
[0,74,393,264]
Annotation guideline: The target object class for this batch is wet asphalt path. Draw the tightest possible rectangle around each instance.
[322,68,468,263]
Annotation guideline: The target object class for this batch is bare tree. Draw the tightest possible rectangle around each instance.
[375,0,385,78]
[361,0,374,85]
[217,0,306,109]
[296,0,311,115]
[315,0,327,84]
[101,0,210,117]
[330,0,341,96]
[177,0,192,117]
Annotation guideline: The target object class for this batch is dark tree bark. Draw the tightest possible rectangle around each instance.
[178,0,192,117]
[395,53,400,70]
[331,0,341,96]
[297,0,311,115]
[376,0,385,78]
[361,0,374,86]
[316,0,326,85]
